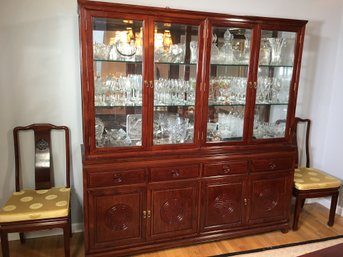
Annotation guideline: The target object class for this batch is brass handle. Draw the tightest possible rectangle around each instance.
[143,210,147,219]
[144,80,149,87]
[222,165,231,174]
[269,162,277,170]
[253,81,257,89]
[171,169,180,177]
[149,80,154,88]
[244,198,248,206]
[249,81,253,88]
[113,174,123,183]
[147,210,151,218]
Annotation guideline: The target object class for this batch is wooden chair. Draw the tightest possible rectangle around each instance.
[0,124,71,257]
[292,117,341,230]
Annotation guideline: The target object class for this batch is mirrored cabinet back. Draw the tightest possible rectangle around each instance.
[78,1,307,256]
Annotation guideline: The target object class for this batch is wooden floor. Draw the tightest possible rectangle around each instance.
[1,203,343,257]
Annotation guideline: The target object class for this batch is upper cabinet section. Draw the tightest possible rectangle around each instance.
[253,29,296,140]
[152,22,201,146]
[92,17,146,149]
[79,1,307,158]
[205,24,253,144]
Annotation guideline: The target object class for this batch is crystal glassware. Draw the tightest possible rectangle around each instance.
[268,38,286,65]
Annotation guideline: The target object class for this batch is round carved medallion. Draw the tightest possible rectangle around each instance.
[212,193,235,218]
[105,204,132,231]
[160,198,184,225]
[258,188,278,211]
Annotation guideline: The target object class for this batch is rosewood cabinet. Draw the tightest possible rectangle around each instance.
[78,1,307,256]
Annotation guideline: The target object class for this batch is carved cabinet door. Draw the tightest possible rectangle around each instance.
[248,171,291,224]
[148,180,199,241]
[88,185,146,250]
[201,176,248,232]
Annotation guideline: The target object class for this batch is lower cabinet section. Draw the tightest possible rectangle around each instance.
[201,176,247,231]
[248,171,291,224]
[149,181,199,240]
[84,155,294,256]
[88,185,146,250]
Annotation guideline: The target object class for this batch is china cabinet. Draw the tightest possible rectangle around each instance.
[78,0,307,256]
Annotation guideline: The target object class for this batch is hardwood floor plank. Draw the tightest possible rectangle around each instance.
[1,203,342,257]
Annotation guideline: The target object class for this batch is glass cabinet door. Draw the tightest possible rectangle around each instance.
[206,26,251,143]
[153,22,199,145]
[92,17,145,148]
[253,30,296,140]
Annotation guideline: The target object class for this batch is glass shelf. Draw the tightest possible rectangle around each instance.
[255,102,288,106]
[95,105,143,108]
[155,62,197,66]
[94,59,143,64]
[210,63,249,67]
[208,103,246,107]
[154,104,195,107]
[259,64,293,68]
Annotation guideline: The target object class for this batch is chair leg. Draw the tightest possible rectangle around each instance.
[1,229,10,257]
[301,199,306,209]
[328,192,339,226]
[19,232,25,244]
[69,212,72,238]
[293,195,304,231]
[63,223,70,257]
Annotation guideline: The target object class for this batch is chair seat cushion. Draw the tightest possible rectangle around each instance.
[294,167,341,190]
[0,187,70,223]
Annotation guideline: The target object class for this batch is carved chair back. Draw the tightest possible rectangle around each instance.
[293,117,311,168]
[13,123,70,191]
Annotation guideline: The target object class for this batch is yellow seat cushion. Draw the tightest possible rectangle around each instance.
[0,187,70,223]
[294,167,341,190]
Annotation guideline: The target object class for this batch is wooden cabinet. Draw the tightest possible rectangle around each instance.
[248,171,291,225]
[87,186,146,250]
[79,1,306,256]
[201,176,247,232]
[149,180,199,240]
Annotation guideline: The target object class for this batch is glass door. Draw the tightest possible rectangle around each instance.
[152,22,200,146]
[253,30,297,140]
[205,25,252,143]
[92,17,146,148]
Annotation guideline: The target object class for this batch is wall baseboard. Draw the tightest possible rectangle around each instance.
[307,198,343,216]
[8,222,84,241]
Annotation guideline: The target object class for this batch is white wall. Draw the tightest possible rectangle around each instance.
[1,0,343,229]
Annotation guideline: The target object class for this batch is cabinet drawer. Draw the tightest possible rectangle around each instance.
[150,165,199,182]
[204,160,248,177]
[88,169,146,187]
[251,158,293,172]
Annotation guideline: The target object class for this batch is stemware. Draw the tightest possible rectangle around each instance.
[268,38,286,65]
[210,34,220,64]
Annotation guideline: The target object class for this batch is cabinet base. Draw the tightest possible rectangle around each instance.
[85,222,289,257]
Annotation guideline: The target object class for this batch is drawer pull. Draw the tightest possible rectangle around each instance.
[222,165,231,174]
[269,162,277,170]
[113,174,123,183]
[171,169,180,177]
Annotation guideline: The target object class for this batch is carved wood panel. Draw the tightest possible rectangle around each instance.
[88,185,146,249]
[248,171,290,224]
[201,176,247,231]
[148,180,199,240]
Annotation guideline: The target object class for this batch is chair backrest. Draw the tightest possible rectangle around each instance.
[13,123,70,191]
[293,117,311,168]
